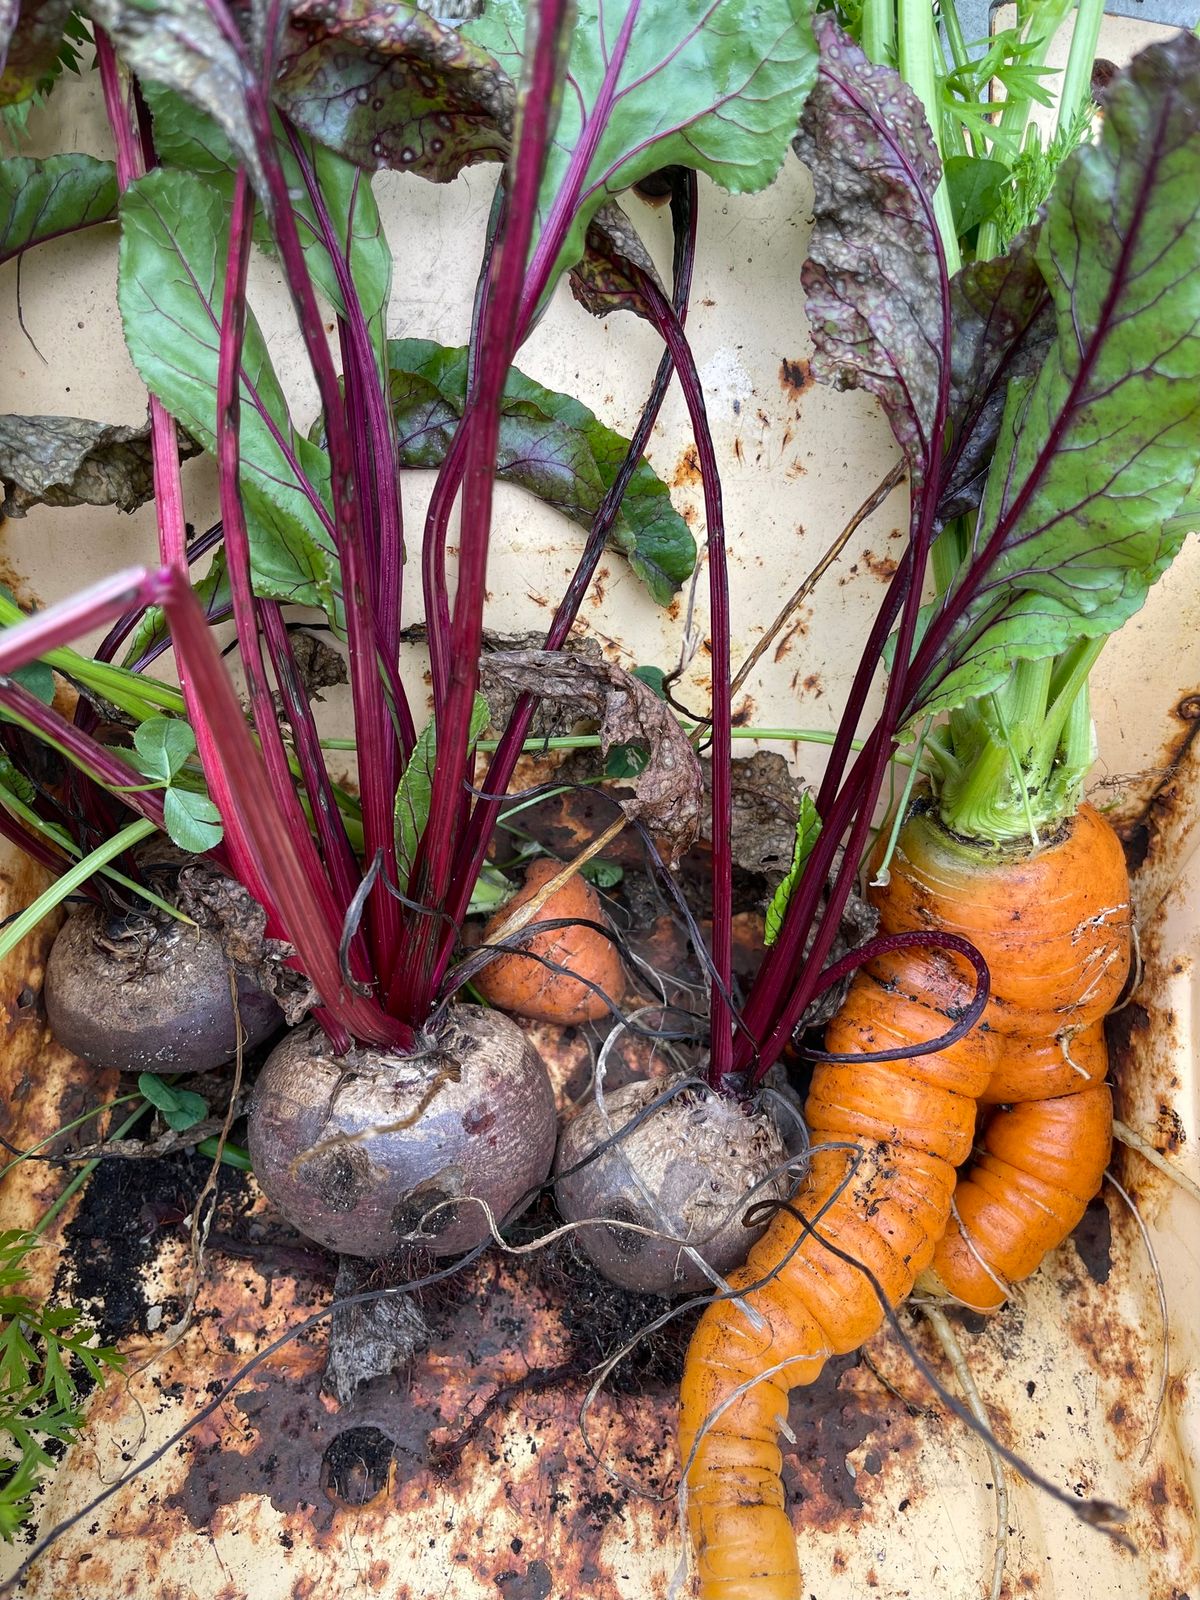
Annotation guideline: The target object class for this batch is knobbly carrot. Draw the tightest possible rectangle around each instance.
[678,796,1130,1598]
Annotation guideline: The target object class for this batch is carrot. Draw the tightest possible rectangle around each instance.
[895,802,1130,1310]
[474,856,623,1024]
[678,797,1130,1599]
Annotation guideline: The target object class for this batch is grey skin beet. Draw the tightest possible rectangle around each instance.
[554,1076,792,1296]
[248,1007,557,1258]
[45,903,282,1072]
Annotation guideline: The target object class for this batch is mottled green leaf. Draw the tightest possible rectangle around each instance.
[386,338,694,603]
[794,17,945,495]
[914,34,1200,719]
[118,167,338,614]
[274,0,512,182]
[0,153,116,266]
[81,0,265,195]
[466,0,818,296]
[764,791,820,947]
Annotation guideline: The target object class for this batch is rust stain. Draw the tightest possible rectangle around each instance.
[779,358,814,398]
[862,550,899,581]
[672,445,701,489]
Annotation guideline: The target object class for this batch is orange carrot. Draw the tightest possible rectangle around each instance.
[678,799,1130,1599]
[475,857,623,1025]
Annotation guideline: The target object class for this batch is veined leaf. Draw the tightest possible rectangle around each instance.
[0,153,116,266]
[943,153,1007,238]
[395,694,490,886]
[163,786,223,853]
[912,33,1200,720]
[466,0,818,299]
[764,792,820,947]
[936,228,1053,528]
[274,0,513,183]
[132,717,195,784]
[386,338,695,603]
[82,0,265,196]
[141,83,392,352]
[794,17,946,497]
[118,168,338,616]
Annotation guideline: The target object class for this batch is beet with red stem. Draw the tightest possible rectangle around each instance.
[248,1007,556,1258]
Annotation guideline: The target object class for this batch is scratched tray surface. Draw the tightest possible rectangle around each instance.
[1,1138,1195,1600]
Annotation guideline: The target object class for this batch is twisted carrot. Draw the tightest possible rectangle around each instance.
[678,799,1131,1597]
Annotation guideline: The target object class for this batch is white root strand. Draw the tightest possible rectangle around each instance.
[924,1305,1009,1600]
[1112,1118,1200,1207]
[1104,1171,1171,1464]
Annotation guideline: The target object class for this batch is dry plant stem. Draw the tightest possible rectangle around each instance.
[1105,1170,1171,1464]
[729,458,906,702]
[483,815,626,949]
[1112,1118,1200,1206]
[925,1305,1009,1600]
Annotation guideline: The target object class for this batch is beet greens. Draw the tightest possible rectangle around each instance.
[0,0,818,1059]
[1,1,1199,1110]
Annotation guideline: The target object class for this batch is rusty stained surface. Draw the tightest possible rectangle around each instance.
[0,780,1198,1600]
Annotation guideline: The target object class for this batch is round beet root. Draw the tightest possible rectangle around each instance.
[248,1006,557,1258]
[474,858,623,1025]
[45,902,282,1073]
[554,1077,791,1295]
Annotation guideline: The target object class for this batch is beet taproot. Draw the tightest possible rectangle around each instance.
[44,901,282,1072]
[553,1076,792,1295]
[474,858,623,1025]
[248,1006,557,1258]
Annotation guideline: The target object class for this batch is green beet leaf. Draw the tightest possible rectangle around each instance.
[118,168,338,618]
[141,83,391,354]
[132,717,195,785]
[764,792,820,947]
[912,32,1200,721]
[162,786,223,854]
[0,154,116,266]
[137,1073,208,1132]
[395,694,491,887]
[387,338,694,603]
[466,0,818,300]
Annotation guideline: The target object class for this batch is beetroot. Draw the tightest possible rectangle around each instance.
[553,1076,792,1296]
[247,1006,557,1258]
[44,901,281,1073]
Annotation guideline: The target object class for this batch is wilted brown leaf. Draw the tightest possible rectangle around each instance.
[480,650,703,863]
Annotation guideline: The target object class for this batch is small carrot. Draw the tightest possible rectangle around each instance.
[474,856,623,1025]
[678,797,1129,1599]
